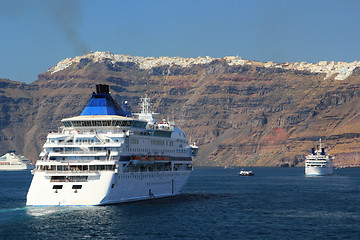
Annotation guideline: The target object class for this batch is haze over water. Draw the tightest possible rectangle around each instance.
[1,167,359,239]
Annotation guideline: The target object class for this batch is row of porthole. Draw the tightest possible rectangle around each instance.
[118,172,188,179]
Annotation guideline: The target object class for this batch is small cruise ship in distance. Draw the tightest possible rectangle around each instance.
[26,84,198,206]
[0,152,34,171]
[305,139,333,176]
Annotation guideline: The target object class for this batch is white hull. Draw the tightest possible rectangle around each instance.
[27,170,190,206]
[305,139,334,176]
[1,152,34,171]
[0,164,34,171]
[305,165,333,176]
[26,85,197,206]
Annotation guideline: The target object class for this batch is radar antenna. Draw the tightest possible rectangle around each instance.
[140,96,151,114]
[133,96,158,122]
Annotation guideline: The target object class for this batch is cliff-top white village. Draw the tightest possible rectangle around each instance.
[49,51,360,81]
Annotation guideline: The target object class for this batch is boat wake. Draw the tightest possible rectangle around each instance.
[0,206,65,218]
[0,207,28,214]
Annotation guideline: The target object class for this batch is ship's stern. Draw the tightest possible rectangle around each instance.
[26,171,115,206]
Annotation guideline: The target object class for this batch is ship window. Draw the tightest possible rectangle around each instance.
[131,121,147,128]
[53,185,63,189]
[117,121,132,127]
[69,176,88,182]
[103,120,111,126]
[151,140,165,145]
[132,121,138,127]
[107,165,115,170]
[51,176,66,182]
[63,122,72,127]
[57,165,66,171]
[118,121,128,126]
[72,185,82,189]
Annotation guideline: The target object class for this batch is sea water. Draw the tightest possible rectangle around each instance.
[0,167,359,239]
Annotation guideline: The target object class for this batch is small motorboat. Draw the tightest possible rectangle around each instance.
[238,170,254,176]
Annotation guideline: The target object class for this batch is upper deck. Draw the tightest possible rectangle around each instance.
[61,115,174,133]
[37,84,196,164]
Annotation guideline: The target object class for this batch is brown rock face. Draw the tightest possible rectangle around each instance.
[1,54,360,167]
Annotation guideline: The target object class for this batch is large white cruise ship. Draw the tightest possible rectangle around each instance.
[0,152,34,171]
[305,139,333,176]
[26,84,198,206]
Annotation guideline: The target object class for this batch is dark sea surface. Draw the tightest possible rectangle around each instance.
[1,167,359,239]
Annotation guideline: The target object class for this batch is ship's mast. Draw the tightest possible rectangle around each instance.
[140,96,151,115]
[134,96,158,122]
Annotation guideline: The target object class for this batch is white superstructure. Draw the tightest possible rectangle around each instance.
[305,139,333,176]
[0,152,34,171]
[26,84,198,206]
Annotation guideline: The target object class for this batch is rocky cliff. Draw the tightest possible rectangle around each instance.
[1,51,360,167]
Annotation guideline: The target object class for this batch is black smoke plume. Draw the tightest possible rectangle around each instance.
[47,0,90,55]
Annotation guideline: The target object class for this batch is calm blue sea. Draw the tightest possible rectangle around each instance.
[1,167,359,239]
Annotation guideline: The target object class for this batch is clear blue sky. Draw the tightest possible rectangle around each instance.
[1,0,360,83]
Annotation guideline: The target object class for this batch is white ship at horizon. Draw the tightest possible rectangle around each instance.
[305,139,333,176]
[0,152,34,171]
[26,84,198,206]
